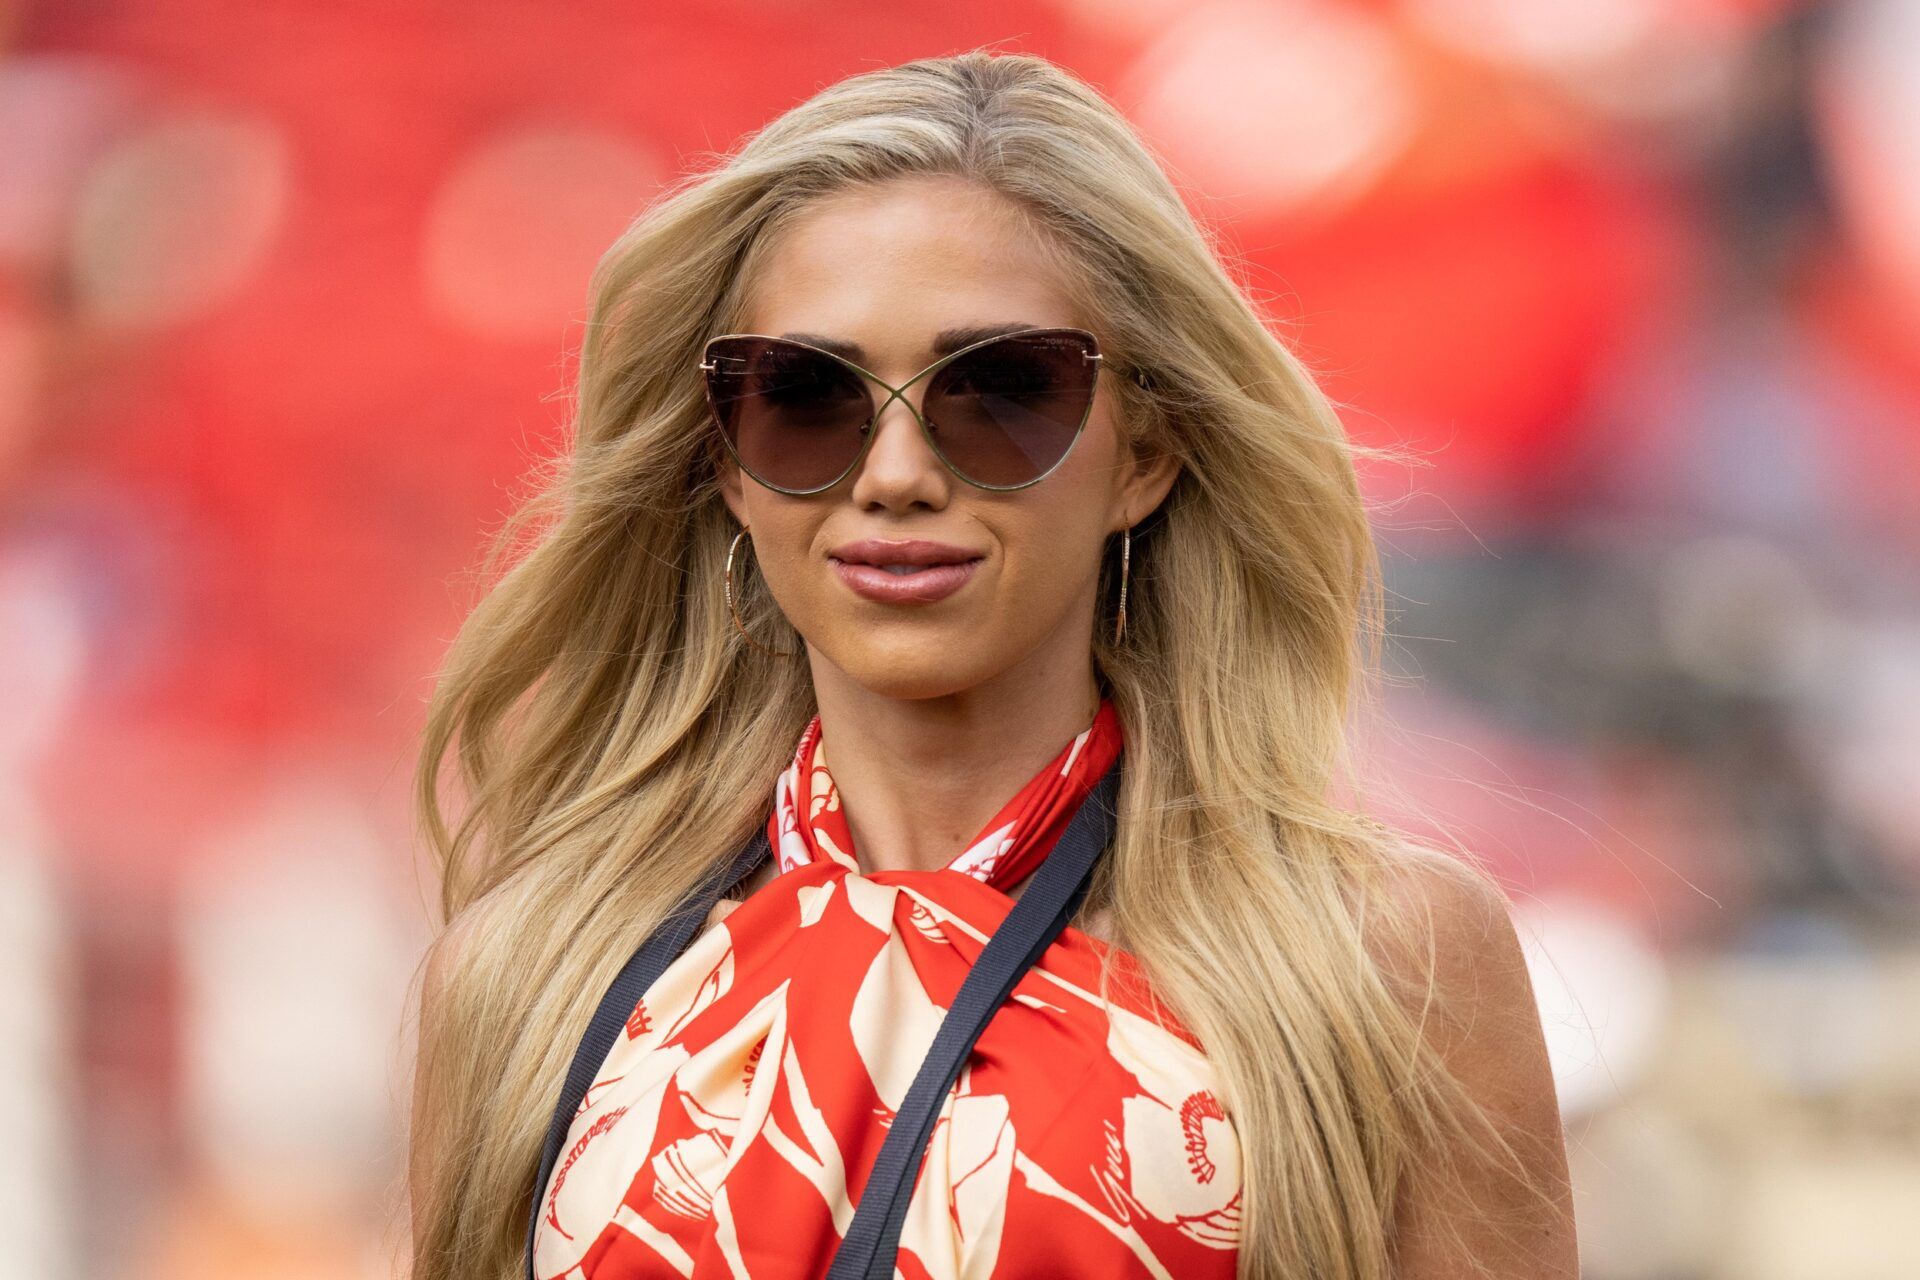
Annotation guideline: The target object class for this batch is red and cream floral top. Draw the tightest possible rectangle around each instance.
[531,696,1243,1278]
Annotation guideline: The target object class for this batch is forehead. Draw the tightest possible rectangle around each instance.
[736,177,1087,365]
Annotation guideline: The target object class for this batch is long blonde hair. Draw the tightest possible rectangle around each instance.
[408,48,1555,1280]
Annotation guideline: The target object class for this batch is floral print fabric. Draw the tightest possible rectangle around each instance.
[531,695,1243,1278]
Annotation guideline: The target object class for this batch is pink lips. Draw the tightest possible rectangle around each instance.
[828,538,985,604]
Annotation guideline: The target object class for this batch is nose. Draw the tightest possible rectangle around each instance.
[864,387,936,468]
[846,386,950,502]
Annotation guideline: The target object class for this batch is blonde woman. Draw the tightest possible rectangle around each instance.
[408,50,1578,1280]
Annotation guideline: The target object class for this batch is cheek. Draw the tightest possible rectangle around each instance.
[737,502,822,602]
[998,520,1091,599]
[985,498,1110,627]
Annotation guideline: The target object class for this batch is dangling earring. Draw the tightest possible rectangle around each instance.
[725,527,796,657]
[1113,523,1131,645]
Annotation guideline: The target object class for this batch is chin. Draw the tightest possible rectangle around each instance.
[821,634,996,701]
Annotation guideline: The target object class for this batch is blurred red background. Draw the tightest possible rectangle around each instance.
[3,2,1917,1276]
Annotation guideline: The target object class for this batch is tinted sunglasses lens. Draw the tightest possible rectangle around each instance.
[704,337,871,491]
[923,332,1098,487]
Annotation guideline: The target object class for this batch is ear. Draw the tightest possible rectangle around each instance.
[716,448,747,526]
[1116,441,1181,530]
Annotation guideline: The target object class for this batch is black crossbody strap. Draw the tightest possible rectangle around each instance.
[523,827,773,1280]
[824,756,1124,1279]
[523,754,1124,1280]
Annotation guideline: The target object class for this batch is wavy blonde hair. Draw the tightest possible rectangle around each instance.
[406,48,1559,1280]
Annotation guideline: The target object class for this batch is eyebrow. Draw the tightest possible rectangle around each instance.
[774,322,1041,363]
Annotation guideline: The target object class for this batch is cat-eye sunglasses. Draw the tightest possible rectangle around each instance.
[699,326,1142,495]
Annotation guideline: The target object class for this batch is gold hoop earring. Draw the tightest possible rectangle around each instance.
[725,527,796,658]
[1113,523,1131,645]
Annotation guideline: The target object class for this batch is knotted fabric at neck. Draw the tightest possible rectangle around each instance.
[766,695,1124,894]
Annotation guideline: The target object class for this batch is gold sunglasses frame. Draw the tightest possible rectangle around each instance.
[698,325,1132,495]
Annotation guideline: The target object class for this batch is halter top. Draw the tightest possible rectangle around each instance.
[530,697,1244,1278]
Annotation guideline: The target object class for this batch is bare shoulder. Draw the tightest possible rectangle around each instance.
[1358,849,1552,1099]
[1360,852,1525,1022]
[1359,850,1580,1278]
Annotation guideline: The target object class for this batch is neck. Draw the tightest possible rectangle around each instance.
[806,643,1102,876]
